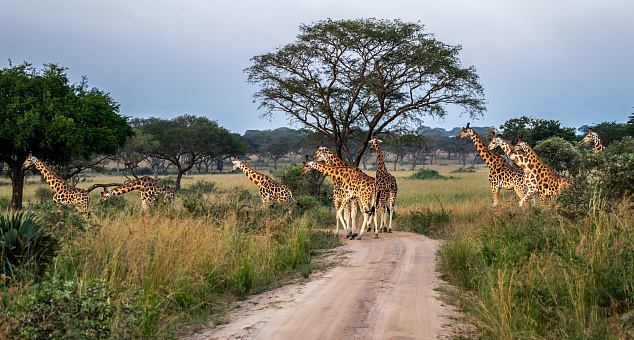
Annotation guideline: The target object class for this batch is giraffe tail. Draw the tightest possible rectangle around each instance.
[292,196,304,209]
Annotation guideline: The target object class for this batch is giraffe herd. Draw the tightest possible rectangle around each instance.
[20,126,604,233]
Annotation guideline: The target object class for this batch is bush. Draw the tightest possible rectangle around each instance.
[1,210,59,281]
[33,187,55,204]
[9,277,152,339]
[188,180,217,194]
[408,169,455,180]
[273,164,332,206]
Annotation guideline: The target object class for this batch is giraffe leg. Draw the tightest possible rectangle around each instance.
[348,199,358,238]
[491,181,500,207]
[373,206,380,239]
[344,200,352,238]
[333,200,341,237]
[387,195,395,233]
[514,183,527,204]
[356,204,372,240]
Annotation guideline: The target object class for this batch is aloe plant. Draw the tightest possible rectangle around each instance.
[1,210,59,278]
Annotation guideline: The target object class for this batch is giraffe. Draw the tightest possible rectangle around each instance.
[231,157,300,210]
[301,156,379,239]
[580,128,604,153]
[488,134,539,207]
[100,176,175,210]
[514,139,573,206]
[21,153,90,213]
[455,123,527,207]
[311,143,359,238]
[368,135,397,232]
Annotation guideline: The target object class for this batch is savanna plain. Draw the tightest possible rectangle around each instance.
[1,156,634,339]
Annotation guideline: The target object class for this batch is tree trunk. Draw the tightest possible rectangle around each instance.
[9,162,24,212]
[176,168,184,192]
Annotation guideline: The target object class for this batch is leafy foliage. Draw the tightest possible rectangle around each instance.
[9,277,151,339]
[246,18,485,166]
[408,169,455,180]
[0,210,59,280]
[498,116,576,146]
[533,137,581,175]
[0,62,132,211]
[273,164,332,207]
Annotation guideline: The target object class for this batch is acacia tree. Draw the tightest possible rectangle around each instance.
[0,62,132,211]
[139,114,233,191]
[246,18,485,166]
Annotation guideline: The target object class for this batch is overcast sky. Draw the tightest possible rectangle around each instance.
[2,0,632,134]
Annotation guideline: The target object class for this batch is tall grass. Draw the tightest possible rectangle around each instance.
[1,172,340,338]
[438,200,634,339]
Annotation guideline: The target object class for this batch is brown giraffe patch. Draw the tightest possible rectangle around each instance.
[22,153,90,214]
[100,176,175,210]
[456,124,527,207]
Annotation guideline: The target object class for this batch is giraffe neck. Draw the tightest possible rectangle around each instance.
[519,143,544,166]
[237,162,270,185]
[110,179,144,196]
[34,159,73,193]
[323,150,347,167]
[310,162,348,183]
[496,138,515,156]
[593,134,604,153]
[469,132,499,168]
[374,143,388,174]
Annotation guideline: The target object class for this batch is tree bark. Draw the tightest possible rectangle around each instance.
[9,161,24,212]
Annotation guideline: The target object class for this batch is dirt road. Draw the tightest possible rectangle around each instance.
[184,231,455,340]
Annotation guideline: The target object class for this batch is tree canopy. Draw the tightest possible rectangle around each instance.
[0,62,132,211]
[498,116,576,146]
[246,18,486,166]
[137,114,241,191]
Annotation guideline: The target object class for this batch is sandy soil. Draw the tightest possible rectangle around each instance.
[183,230,457,340]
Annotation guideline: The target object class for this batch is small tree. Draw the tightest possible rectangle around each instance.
[533,137,580,176]
[139,115,234,191]
[0,62,132,211]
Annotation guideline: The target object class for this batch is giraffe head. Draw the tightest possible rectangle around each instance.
[100,189,113,203]
[311,142,333,163]
[580,128,597,146]
[231,157,243,172]
[514,138,531,154]
[301,155,317,176]
[22,153,38,170]
[368,135,382,151]
[455,123,473,140]
[488,132,503,151]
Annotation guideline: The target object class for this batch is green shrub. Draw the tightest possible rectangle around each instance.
[408,168,455,180]
[273,164,332,205]
[450,167,475,173]
[1,210,59,281]
[9,277,152,339]
[188,180,217,194]
[33,187,55,203]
